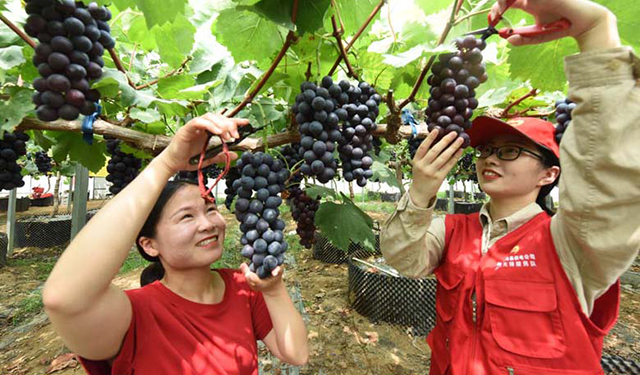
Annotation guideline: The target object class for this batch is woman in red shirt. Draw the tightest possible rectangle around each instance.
[42,114,309,374]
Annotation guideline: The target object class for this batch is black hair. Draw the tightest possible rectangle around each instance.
[535,147,560,216]
[137,179,200,287]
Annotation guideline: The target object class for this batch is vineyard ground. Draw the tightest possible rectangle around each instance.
[0,201,638,374]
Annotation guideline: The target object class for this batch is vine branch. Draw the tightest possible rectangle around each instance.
[330,16,359,80]
[0,14,37,49]
[397,0,465,110]
[454,8,491,26]
[327,0,384,76]
[501,88,539,117]
[226,0,299,117]
[107,48,137,88]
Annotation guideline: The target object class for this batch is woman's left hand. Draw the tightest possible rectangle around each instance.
[240,263,286,295]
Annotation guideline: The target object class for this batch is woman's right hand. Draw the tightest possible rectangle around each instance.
[409,131,465,208]
[156,114,249,174]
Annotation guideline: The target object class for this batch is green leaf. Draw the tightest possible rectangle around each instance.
[305,183,337,200]
[49,132,107,173]
[133,0,187,27]
[330,0,377,35]
[415,0,452,16]
[0,46,25,70]
[371,161,401,190]
[129,107,162,123]
[249,0,295,30]
[0,89,33,134]
[508,38,578,92]
[92,69,138,105]
[157,75,196,98]
[295,0,331,35]
[215,8,286,67]
[315,195,375,252]
[152,13,195,68]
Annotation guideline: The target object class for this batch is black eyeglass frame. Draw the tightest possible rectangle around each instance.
[474,144,545,162]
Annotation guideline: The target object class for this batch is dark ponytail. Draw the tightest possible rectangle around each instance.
[136,179,199,286]
[536,148,560,216]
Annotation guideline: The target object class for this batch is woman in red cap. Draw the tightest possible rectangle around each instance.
[382,0,640,374]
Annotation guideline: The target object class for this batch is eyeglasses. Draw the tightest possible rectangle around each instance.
[474,145,544,161]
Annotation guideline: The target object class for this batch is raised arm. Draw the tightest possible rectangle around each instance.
[381,131,465,278]
[42,115,245,360]
[494,0,639,313]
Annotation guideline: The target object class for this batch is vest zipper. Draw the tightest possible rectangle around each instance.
[507,367,515,375]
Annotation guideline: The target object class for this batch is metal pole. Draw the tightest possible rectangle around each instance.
[6,189,17,257]
[448,183,455,214]
[66,177,73,214]
[70,164,89,240]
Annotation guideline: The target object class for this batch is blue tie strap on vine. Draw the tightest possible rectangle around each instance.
[82,103,102,145]
[401,108,418,138]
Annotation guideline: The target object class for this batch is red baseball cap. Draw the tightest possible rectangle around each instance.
[467,116,560,159]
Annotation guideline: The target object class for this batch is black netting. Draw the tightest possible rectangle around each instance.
[312,223,381,264]
[12,210,98,248]
[602,354,640,374]
[347,257,437,336]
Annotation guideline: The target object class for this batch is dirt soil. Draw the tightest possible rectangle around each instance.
[0,207,639,374]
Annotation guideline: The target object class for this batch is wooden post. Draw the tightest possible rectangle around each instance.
[70,164,89,240]
[7,188,17,257]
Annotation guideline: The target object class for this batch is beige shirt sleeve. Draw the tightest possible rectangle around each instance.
[550,47,640,315]
[380,193,446,278]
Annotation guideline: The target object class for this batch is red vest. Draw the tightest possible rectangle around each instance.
[427,212,619,375]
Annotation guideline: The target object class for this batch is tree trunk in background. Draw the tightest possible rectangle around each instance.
[51,171,61,217]
[349,181,355,200]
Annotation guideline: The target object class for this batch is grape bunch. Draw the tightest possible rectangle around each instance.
[288,185,319,249]
[554,98,575,144]
[34,151,53,174]
[293,77,344,183]
[279,143,303,171]
[223,166,241,210]
[338,80,381,187]
[233,152,289,279]
[176,165,222,182]
[105,137,142,195]
[24,0,115,122]
[408,136,424,160]
[0,132,30,191]
[424,35,487,148]
[457,152,477,182]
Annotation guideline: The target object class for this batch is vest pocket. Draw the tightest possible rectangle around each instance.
[433,264,465,322]
[485,279,566,359]
[503,364,602,374]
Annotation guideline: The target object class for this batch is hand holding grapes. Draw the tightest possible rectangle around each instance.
[156,114,248,174]
[240,263,285,295]
[490,0,620,51]
[409,131,465,208]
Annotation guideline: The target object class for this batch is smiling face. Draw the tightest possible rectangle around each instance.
[475,135,559,201]
[139,184,226,270]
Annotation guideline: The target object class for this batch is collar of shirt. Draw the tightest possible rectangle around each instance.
[478,201,543,253]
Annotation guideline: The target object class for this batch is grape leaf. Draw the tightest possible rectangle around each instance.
[295,0,331,35]
[129,108,161,123]
[304,184,337,200]
[49,132,107,173]
[215,8,286,67]
[0,88,33,134]
[152,13,195,69]
[315,194,375,252]
[0,46,25,70]
[508,38,577,92]
[371,161,401,190]
[329,0,377,35]
[132,0,187,27]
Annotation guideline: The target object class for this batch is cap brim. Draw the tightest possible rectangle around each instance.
[467,116,532,148]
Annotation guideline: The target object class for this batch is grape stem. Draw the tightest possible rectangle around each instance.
[454,8,492,26]
[0,14,37,49]
[136,56,192,90]
[226,0,299,117]
[397,0,466,110]
[330,15,359,80]
[327,0,385,76]
[501,88,539,117]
